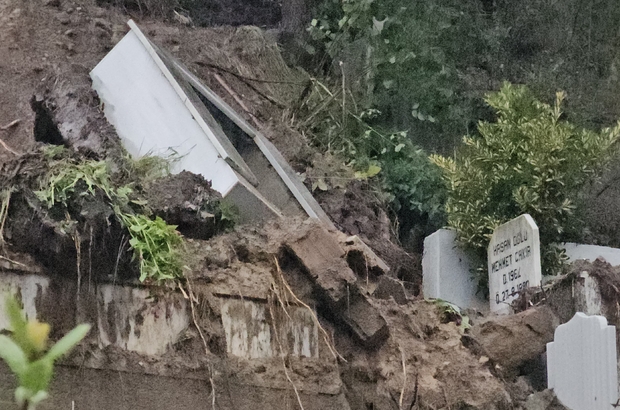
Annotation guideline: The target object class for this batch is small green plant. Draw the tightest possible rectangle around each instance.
[118,213,183,282]
[0,295,90,410]
[124,152,174,182]
[432,83,620,287]
[433,299,471,333]
[35,159,114,208]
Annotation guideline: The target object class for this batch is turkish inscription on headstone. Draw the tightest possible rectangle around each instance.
[488,214,541,314]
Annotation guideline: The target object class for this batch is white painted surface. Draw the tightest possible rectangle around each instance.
[90,29,238,195]
[97,285,189,356]
[488,214,542,315]
[0,273,49,330]
[220,298,319,359]
[547,313,618,410]
[564,243,620,267]
[422,229,486,311]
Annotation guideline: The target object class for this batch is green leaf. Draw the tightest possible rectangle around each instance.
[46,324,91,362]
[0,335,27,375]
[366,164,381,177]
[316,178,329,191]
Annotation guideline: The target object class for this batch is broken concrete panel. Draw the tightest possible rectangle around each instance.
[287,223,357,304]
[96,284,189,356]
[573,270,604,316]
[470,306,559,377]
[220,298,318,359]
[422,229,486,311]
[372,276,408,305]
[0,272,49,330]
[341,293,389,348]
[286,223,388,347]
[564,242,620,266]
[543,260,619,325]
[340,234,390,276]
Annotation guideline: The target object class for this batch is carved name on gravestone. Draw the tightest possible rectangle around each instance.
[488,214,541,314]
[547,313,618,410]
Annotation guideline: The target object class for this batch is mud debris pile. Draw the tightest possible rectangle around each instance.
[0,1,595,409]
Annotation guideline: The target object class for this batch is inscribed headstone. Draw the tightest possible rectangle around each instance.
[488,214,541,314]
[547,313,618,410]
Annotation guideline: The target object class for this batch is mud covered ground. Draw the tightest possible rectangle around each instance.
[0,1,574,409]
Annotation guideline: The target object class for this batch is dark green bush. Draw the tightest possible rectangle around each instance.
[432,83,620,287]
[308,0,505,151]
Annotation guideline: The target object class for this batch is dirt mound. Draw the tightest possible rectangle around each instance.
[143,171,232,239]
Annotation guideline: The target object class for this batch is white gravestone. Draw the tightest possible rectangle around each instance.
[488,214,542,314]
[423,229,487,311]
[547,313,618,410]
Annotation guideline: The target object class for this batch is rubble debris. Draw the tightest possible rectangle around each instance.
[372,276,408,305]
[142,171,231,240]
[524,389,569,410]
[469,306,559,378]
[285,222,389,348]
[286,223,357,304]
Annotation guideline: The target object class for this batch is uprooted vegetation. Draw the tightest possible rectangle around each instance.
[0,145,234,283]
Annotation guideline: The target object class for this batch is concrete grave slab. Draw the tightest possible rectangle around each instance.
[90,20,333,227]
[564,243,620,266]
[488,214,542,315]
[547,313,618,410]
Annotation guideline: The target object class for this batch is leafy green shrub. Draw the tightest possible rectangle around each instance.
[432,83,620,286]
[118,213,183,282]
[300,81,447,235]
[308,0,506,151]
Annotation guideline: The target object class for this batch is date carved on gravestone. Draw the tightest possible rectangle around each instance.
[488,214,542,314]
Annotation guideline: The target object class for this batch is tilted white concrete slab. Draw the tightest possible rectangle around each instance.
[90,20,337,226]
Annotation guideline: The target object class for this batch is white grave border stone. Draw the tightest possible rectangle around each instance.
[547,313,618,410]
[488,214,542,314]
